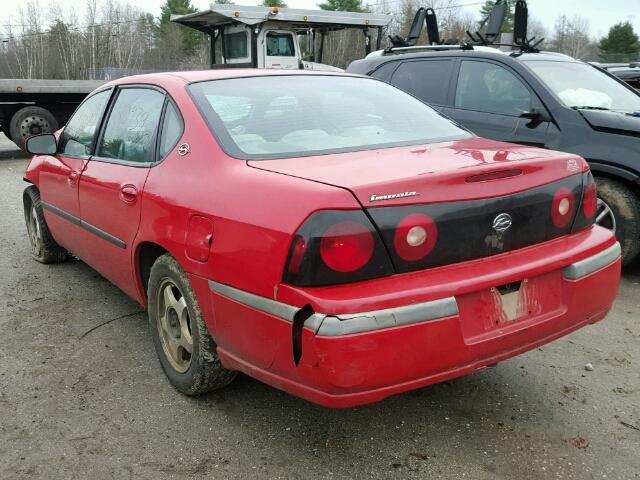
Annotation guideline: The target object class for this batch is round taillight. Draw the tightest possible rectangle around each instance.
[582,181,597,219]
[551,188,576,228]
[393,213,438,261]
[320,221,374,272]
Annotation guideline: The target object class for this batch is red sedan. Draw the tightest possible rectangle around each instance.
[22,70,620,408]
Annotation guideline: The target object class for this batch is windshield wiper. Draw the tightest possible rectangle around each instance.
[571,106,610,111]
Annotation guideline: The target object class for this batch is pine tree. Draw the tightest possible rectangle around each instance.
[479,0,514,34]
[598,22,640,62]
[319,0,365,13]
[158,0,202,56]
[262,0,288,7]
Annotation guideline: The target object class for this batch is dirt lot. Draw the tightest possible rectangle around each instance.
[0,133,638,480]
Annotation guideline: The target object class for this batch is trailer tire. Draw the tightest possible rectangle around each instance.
[10,106,58,151]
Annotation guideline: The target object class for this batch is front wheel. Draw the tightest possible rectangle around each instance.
[595,177,640,266]
[23,186,68,264]
[148,254,236,395]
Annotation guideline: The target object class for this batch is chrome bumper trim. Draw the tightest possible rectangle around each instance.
[209,280,300,322]
[208,280,458,336]
[562,242,621,280]
[316,297,459,337]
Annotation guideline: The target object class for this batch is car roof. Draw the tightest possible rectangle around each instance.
[106,68,358,88]
[349,48,581,73]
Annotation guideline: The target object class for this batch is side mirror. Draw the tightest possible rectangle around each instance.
[520,108,551,123]
[25,133,57,155]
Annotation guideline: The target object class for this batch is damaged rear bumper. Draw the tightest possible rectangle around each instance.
[206,227,621,408]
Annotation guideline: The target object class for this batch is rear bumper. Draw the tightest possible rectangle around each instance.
[207,227,621,408]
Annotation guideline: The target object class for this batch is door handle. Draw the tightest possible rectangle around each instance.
[119,185,138,204]
[68,170,80,184]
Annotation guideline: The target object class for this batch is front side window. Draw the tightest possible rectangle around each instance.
[391,59,454,106]
[189,75,471,160]
[97,88,165,163]
[224,31,249,59]
[523,60,640,112]
[60,89,111,156]
[455,61,532,116]
[266,33,295,57]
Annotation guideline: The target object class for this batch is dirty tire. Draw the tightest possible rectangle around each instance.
[595,177,640,267]
[148,254,237,395]
[23,186,68,264]
[10,106,58,151]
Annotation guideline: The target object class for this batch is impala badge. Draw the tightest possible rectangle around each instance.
[492,213,512,234]
[370,191,418,202]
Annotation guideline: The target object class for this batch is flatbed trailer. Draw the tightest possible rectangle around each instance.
[0,79,104,150]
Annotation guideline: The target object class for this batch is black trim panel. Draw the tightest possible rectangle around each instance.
[41,201,126,249]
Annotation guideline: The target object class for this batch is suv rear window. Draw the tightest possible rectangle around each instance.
[390,59,454,105]
[189,75,471,160]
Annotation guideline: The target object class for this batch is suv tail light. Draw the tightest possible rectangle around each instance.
[284,210,394,286]
[571,171,598,233]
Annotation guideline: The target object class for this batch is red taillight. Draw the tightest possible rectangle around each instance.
[582,180,597,219]
[393,213,438,261]
[320,221,374,272]
[287,237,307,274]
[551,187,576,228]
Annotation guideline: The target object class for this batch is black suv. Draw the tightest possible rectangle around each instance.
[348,48,640,265]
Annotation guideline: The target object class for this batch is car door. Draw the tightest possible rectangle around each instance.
[38,89,112,252]
[445,59,551,147]
[386,58,456,113]
[263,31,299,69]
[77,86,166,298]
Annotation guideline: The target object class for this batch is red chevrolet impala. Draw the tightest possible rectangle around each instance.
[22,70,620,407]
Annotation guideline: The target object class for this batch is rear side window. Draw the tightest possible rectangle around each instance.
[159,102,183,158]
[390,59,454,106]
[60,89,110,156]
[455,60,532,116]
[97,88,165,163]
[266,33,295,56]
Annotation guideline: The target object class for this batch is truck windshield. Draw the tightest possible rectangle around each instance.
[189,75,471,160]
[524,60,640,112]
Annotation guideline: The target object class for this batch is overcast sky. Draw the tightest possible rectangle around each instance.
[2,0,639,40]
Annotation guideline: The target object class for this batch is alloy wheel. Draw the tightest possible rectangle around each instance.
[27,205,42,257]
[157,279,193,373]
[595,198,616,233]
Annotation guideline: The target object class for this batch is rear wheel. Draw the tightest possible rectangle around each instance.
[148,254,236,395]
[594,177,640,266]
[23,186,68,263]
[10,106,58,151]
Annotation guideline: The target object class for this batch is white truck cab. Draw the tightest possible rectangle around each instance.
[172,5,391,71]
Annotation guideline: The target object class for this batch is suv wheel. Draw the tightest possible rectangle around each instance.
[594,177,640,266]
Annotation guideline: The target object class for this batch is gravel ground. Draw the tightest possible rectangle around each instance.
[0,134,638,480]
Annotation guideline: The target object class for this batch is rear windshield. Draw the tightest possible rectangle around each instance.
[188,75,471,160]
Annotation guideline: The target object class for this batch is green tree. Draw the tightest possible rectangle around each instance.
[598,21,640,62]
[158,0,202,56]
[318,0,364,12]
[479,0,514,34]
[262,0,288,7]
